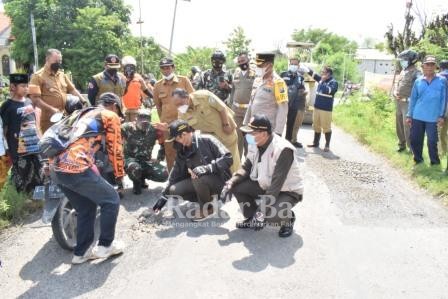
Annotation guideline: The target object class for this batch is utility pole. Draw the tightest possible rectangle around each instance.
[169,0,190,57]
[137,0,144,74]
[30,12,38,72]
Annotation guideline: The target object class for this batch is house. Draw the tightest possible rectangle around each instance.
[356,48,395,76]
[0,12,16,77]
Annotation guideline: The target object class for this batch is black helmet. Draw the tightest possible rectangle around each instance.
[398,49,419,65]
[65,95,83,114]
[211,50,226,63]
[191,66,201,74]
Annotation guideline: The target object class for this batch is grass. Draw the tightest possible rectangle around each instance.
[333,89,448,204]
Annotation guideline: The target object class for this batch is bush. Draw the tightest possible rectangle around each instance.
[0,176,29,225]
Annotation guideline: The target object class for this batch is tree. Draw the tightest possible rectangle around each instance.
[223,26,252,62]
[173,46,215,77]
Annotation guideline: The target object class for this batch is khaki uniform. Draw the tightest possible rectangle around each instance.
[244,72,288,135]
[92,71,127,105]
[393,66,421,149]
[30,66,75,133]
[179,90,241,172]
[230,68,255,157]
[153,75,194,171]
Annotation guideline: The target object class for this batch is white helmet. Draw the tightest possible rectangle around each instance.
[122,55,137,66]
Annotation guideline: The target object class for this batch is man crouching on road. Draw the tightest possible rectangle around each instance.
[153,120,233,222]
[221,114,303,237]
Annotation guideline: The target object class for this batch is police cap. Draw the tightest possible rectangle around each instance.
[159,57,174,67]
[255,52,275,66]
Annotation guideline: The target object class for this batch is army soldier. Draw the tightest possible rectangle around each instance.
[229,52,256,157]
[30,48,87,133]
[243,52,288,136]
[121,109,168,194]
[153,57,194,171]
[190,66,203,90]
[88,54,127,106]
[393,50,421,152]
[200,50,232,103]
[171,88,241,172]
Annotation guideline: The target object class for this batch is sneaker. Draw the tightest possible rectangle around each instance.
[92,240,125,259]
[191,206,214,222]
[292,142,303,148]
[72,247,96,265]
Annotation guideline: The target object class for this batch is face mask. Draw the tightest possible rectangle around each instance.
[213,61,223,70]
[124,65,136,78]
[177,104,189,114]
[255,67,265,78]
[400,60,409,70]
[50,62,61,72]
[163,73,174,80]
[245,133,256,145]
[288,65,299,73]
[137,121,150,131]
[239,63,249,71]
[107,69,118,76]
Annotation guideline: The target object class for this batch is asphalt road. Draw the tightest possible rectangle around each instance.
[1,126,448,299]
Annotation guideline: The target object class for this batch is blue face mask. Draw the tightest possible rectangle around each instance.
[245,133,256,145]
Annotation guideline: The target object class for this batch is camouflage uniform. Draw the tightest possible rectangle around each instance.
[201,69,233,102]
[121,114,168,194]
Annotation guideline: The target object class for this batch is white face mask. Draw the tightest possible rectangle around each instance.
[288,65,299,73]
[177,104,189,114]
[163,73,174,80]
[400,60,409,70]
[255,67,265,78]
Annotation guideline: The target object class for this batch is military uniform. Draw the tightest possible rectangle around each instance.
[230,67,255,157]
[153,74,194,171]
[179,90,241,172]
[121,120,168,194]
[201,69,232,102]
[30,66,76,133]
[244,72,288,135]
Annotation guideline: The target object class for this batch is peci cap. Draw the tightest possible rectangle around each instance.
[28,84,41,95]
[240,114,272,133]
[105,54,121,69]
[9,73,29,84]
[422,55,437,65]
[99,92,124,118]
[159,57,174,67]
[167,119,192,142]
[255,52,275,66]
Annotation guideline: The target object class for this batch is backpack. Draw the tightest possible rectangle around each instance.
[39,107,100,158]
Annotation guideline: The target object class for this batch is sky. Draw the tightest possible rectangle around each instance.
[125,0,447,55]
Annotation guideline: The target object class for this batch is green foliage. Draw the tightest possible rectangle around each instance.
[223,26,252,62]
[274,56,288,74]
[174,46,215,77]
[325,52,360,83]
[334,90,448,200]
[0,177,28,222]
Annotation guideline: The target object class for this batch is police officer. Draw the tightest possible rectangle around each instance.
[171,88,241,172]
[393,49,421,152]
[229,52,256,157]
[281,57,307,147]
[221,115,303,237]
[243,52,289,136]
[121,109,167,194]
[88,54,127,106]
[121,56,153,122]
[200,50,232,103]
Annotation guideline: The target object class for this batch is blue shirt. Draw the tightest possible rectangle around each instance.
[407,75,447,122]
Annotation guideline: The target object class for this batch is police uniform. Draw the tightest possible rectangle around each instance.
[87,54,127,106]
[153,57,195,171]
[178,89,241,172]
[230,67,255,157]
[243,53,288,135]
[121,110,168,194]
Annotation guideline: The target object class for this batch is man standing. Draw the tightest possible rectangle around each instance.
[437,60,448,157]
[221,115,303,238]
[121,109,168,195]
[394,50,421,152]
[229,52,256,157]
[51,92,125,264]
[303,65,338,152]
[200,50,232,103]
[87,54,127,106]
[243,52,288,136]
[171,88,241,172]
[153,120,233,221]
[407,55,447,165]
[281,57,307,148]
[121,56,153,122]
[153,57,194,171]
[30,48,87,133]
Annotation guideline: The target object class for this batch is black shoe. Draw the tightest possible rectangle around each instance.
[236,217,252,229]
[133,181,142,195]
[430,161,440,166]
[397,147,406,152]
[278,212,295,238]
[292,142,303,148]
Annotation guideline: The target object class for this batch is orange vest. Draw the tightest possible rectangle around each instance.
[123,74,144,109]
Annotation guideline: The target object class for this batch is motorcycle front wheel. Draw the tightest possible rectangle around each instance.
[51,197,77,251]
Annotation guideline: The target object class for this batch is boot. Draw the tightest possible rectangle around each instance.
[324,131,332,152]
[279,211,295,238]
[307,132,321,148]
[132,180,142,195]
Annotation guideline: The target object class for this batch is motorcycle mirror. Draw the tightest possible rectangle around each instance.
[50,112,64,123]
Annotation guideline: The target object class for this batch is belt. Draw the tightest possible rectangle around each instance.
[316,93,333,99]
[233,103,249,108]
